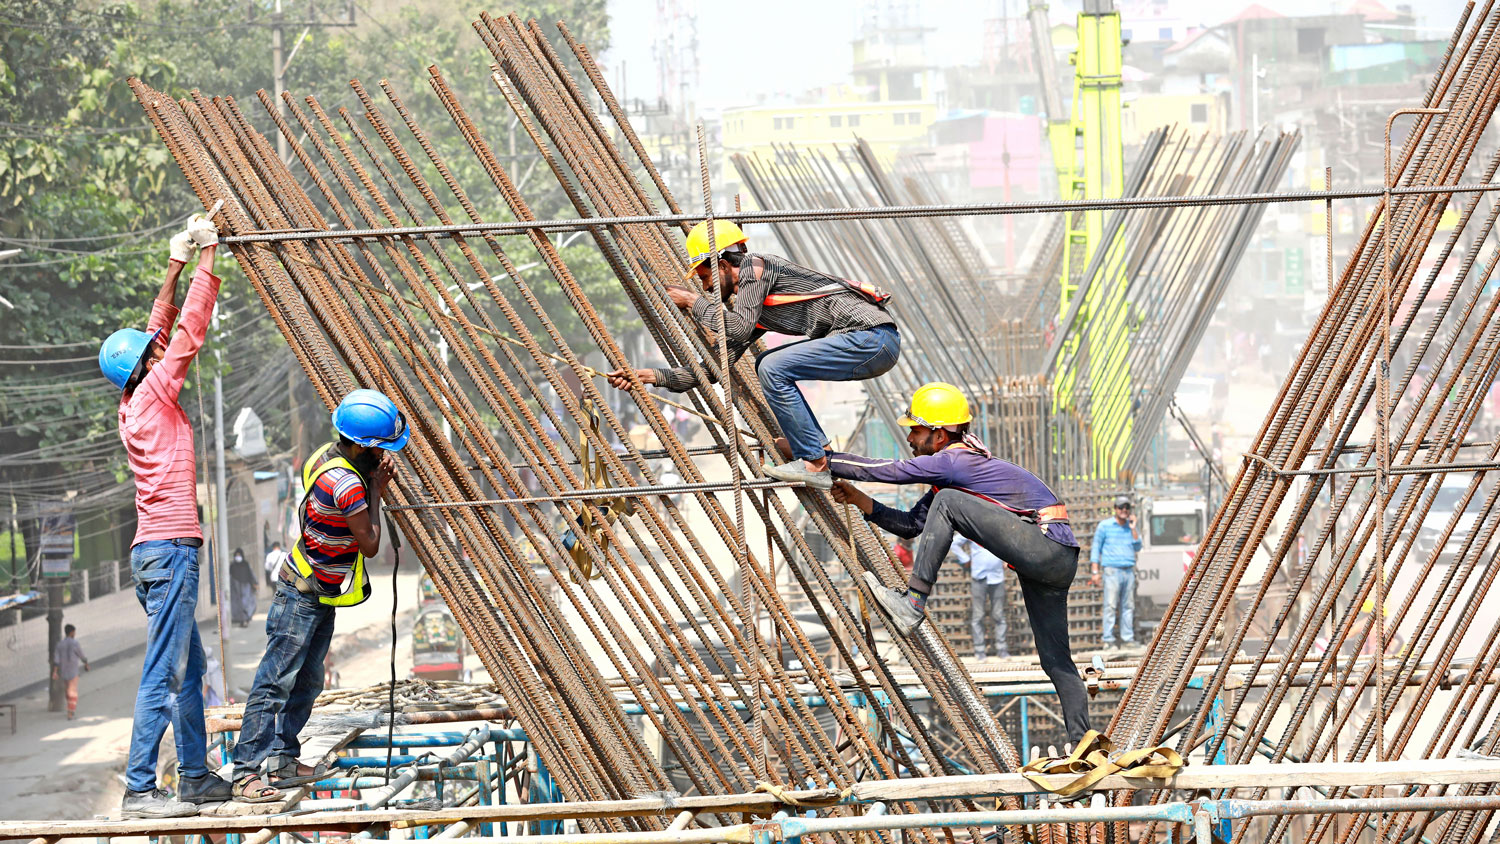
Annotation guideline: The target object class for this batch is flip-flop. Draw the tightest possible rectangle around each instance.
[232,775,283,804]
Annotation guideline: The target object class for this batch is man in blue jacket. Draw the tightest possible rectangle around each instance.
[1091,495,1143,650]
[827,381,1090,741]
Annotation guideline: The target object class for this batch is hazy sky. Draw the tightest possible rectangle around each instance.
[601,0,1470,115]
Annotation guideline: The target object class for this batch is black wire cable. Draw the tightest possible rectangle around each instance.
[385,510,401,782]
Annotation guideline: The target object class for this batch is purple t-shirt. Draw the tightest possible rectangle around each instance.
[827,445,1078,548]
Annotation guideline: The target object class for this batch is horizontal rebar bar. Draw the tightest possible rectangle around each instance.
[385,478,805,511]
[217,180,1500,244]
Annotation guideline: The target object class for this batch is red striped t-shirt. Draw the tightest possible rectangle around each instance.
[302,462,368,588]
[121,267,220,546]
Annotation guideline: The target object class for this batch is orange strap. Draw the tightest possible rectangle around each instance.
[1037,504,1070,524]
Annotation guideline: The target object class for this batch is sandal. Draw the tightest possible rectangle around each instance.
[232,774,283,804]
[267,761,330,788]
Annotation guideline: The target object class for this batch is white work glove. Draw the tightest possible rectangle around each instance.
[168,230,195,264]
[186,213,219,248]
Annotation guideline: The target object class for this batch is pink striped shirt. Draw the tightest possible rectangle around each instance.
[119,267,221,546]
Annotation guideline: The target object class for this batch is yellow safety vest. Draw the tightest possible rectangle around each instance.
[284,442,373,607]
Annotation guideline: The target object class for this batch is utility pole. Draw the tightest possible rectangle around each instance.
[272,0,287,163]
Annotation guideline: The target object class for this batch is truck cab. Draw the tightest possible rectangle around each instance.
[1135,496,1206,633]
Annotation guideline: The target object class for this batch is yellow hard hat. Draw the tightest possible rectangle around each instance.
[898,382,972,429]
[684,220,747,272]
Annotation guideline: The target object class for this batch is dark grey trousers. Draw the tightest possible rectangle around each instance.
[911,488,1092,742]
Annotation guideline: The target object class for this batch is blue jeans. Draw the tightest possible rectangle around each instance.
[234,581,336,779]
[754,324,900,461]
[1101,566,1136,644]
[969,578,1008,658]
[127,539,209,792]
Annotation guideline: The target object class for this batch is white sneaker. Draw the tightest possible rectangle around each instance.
[762,460,833,490]
[861,571,925,634]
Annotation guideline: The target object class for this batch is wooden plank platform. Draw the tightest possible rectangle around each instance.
[6,758,1500,840]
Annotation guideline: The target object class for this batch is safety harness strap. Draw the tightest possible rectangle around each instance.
[286,442,372,608]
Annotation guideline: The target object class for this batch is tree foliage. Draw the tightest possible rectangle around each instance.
[0,0,632,561]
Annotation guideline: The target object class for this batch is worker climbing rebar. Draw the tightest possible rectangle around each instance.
[230,389,408,803]
[606,219,900,490]
[100,212,230,818]
[825,382,1092,742]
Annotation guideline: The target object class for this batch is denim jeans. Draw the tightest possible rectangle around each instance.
[233,581,336,779]
[910,488,1091,742]
[127,539,209,792]
[754,324,900,461]
[969,578,1008,658]
[1101,566,1137,645]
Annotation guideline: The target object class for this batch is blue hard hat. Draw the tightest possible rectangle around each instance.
[98,328,163,391]
[332,389,410,451]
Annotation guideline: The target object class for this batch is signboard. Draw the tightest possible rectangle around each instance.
[37,502,75,579]
[1285,248,1305,297]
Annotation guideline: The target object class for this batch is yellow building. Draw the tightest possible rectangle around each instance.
[719,100,938,189]
[1121,93,1227,145]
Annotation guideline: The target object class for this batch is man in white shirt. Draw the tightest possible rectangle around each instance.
[263,542,289,588]
[952,536,1009,660]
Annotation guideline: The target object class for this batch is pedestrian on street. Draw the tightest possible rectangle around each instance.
[824,382,1091,742]
[52,623,89,719]
[606,220,900,490]
[1091,495,1143,650]
[231,389,408,803]
[99,212,231,818]
[953,536,1009,660]
[229,547,257,627]
[263,541,288,588]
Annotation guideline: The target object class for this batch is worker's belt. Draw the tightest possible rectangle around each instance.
[165,537,203,548]
[278,564,339,599]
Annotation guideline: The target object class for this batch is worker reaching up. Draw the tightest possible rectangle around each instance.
[100,212,229,818]
[824,382,1092,742]
[606,220,900,490]
[231,389,408,803]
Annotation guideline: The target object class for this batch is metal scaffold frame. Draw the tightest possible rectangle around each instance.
[4,1,1482,841]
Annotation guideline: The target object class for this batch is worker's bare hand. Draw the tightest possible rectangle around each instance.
[773,437,793,462]
[664,285,700,309]
[1088,568,1101,587]
[831,481,874,515]
[372,451,396,492]
[606,368,656,390]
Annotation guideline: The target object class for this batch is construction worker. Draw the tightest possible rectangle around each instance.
[100,212,229,817]
[1091,495,1142,651]
[231,389,407,803]
[825,382,1092,742]
[605,220,900,490]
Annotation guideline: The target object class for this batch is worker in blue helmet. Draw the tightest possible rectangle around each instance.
[231,389,408,802]
[104,213,229,819]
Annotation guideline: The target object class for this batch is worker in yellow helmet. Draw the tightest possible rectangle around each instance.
[820,382,1092,742]
[607,219,900,490]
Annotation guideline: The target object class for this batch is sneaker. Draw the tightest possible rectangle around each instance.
[121,788,198,819]
[861,571,925,634]
[761,460,833,490]
[974,651,988,661]
[995,651,1012,660]
[178,772,233,804]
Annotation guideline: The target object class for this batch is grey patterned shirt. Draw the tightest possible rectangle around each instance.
[652,254,895,392]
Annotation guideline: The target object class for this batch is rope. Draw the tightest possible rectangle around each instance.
[1018,731,1185,797]
[191,356,233,704]
[566,399,634,582]
[753,780,853,808]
